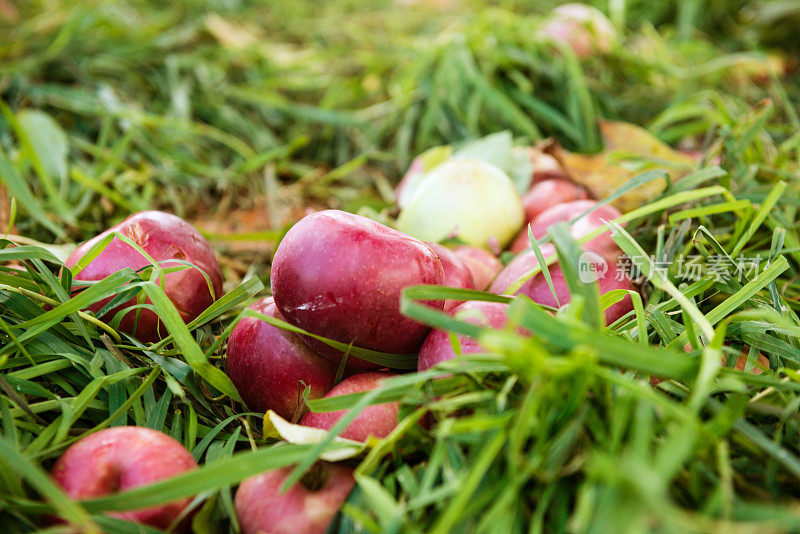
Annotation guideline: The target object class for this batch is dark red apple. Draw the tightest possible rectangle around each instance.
[226,297,337,420]
[418,301,509,372]
[451,245,503,290]
[51,426,198,531]
[426,242,475,311]
[490,246,634,325]
[300,372,399,442]
[271,210,445,369]
[64,211,223,342]
[512,200,622,258]
[235,462,355,534]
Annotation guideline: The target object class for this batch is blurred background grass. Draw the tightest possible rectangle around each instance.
[1,0,798,246]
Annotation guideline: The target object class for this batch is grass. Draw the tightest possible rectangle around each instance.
[2,0,800,532]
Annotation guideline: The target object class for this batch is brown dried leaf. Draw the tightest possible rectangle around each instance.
[551,121,697,212]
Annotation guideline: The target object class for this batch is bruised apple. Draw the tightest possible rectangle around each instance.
[271,210,444,368]
[300,372,399,442]
[64,211,223,342]
[512,200,622,258]
[226,297,337,420]
[235,462,355,534]
[426,242,475,311]
[51,427,197,531]
[397,159,524,250]
[490,246,634,325]
[418,301,509,372]
[452,245,503,290]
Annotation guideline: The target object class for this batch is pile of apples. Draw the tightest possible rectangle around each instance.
[51,143,635,532]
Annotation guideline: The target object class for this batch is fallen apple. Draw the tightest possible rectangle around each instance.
[51,426,198,531]
[426,242,475,311]
[395,146,453,209]
[300,371,398,442]
[652,345,770,385]
[271,210,445,369]
[451,245,503,290]
[418,300,510,372]
[226,297,338,420]
[537,3,616,58]
[396,159,524,250]
[521,179,590,224]
[490,246,634,325]
[511,200,622,258]
[235,462,355,534]
[64,211,223,342]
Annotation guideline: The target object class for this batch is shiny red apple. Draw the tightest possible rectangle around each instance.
[226,297,337,420]
[418,301,510,372]
[235,462,355,534]
[51,427,198,531]
[490,246,634,325]
[300,372,399,442]
[64,211,223,342]
[271,210,445,369]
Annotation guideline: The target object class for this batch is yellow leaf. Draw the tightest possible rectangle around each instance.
[553,121,697,212]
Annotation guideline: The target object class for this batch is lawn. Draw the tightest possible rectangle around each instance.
[2,0,800,532]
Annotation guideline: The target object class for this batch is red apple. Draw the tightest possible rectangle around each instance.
[418,301,509,372]
[426,242,475,311]
[451,245,503,290]
[300,372,398,442]
[271,210,445,369]
[51,427,198,531]
[522,179,590,223]
[235,462,355,534]
[64,211,223,342]
[653,345,769,385]
[226,297,337,420]
[515,200,622,258]
[490,246,634,325]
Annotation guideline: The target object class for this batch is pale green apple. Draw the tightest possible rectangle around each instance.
[397,159,524,250]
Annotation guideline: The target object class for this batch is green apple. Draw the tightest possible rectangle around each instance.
[397,159,524,250]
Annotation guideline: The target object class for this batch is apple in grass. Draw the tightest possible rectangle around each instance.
[490,245,634,326]
[425,242,475,311]
[271,210,445,370]
[451,245,503,290]
[396,159,524,251]
[64,211,223,343]
[226,297,337,420]
[235,462,355,534]
[300,372,399,442]
[51,427,197,531]
[537,3,616,58]
[418,301,510,372]
[511,200,622,258]
[520,180,591,225]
